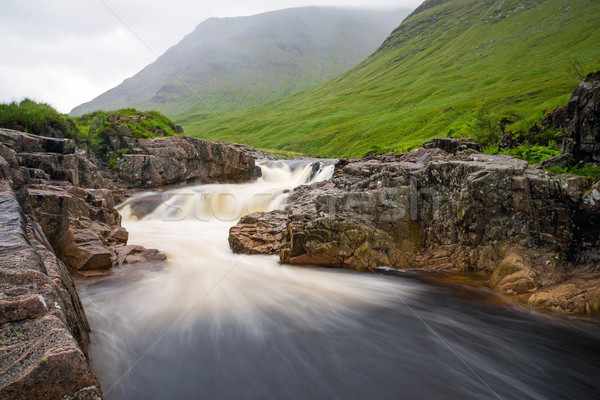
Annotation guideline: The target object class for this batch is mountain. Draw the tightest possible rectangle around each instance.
[184,0,600,157]
[71,7,410,118]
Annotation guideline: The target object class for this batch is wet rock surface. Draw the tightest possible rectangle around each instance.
[0,127,265,398]
[229,148,600,316]
[0,181,102,399]
[0,129,176,398]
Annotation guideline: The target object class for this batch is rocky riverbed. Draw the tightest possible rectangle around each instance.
[1,74,599,398]
[0,129,258,399]
[229,144,600,316]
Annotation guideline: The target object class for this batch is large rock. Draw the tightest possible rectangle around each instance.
[26,186,118,272]
[545,71,600,164]
[116,135,257,188]
[0,129,75,155]
[0,128,170,398]
[422,137,481,154]
[229,148,600,316]
[228,211,288,255]
[0,181,102,399]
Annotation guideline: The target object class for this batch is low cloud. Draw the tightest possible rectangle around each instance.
[0,0,420,113]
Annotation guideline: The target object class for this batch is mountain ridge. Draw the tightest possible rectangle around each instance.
[71,6,410,117]
[185,0,600,157]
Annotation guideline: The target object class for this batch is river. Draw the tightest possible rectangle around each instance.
[76,160,600,400]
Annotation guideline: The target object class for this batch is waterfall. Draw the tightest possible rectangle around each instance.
[118,160,335,223]
[75,160,600,400]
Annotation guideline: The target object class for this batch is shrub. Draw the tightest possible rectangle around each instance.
[503,144,561,164]
[470,103,502,146]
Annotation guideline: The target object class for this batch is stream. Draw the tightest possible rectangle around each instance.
[76,160,600,400]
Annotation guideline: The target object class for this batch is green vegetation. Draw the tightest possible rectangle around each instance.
[77,108,177,140]
[546,164,600,179]
[180,0,600,158]
[0,99,93,145]
[71,7,409,117]
[485,142,561,164]
[0,100,180,157]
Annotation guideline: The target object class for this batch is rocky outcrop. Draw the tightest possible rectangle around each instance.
[422,137,481,154]
[561,71,600,163]
[0,129,164,273]
[109,135,257,188]
[229,148,600,316]
[0,126,266,396]
[0,128,169,398]
[228,211,287,255]
[542,70,600,168]
[0,181,102,399]
[26,185,121,272]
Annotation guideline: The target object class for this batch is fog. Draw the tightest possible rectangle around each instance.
[0,0,420,113]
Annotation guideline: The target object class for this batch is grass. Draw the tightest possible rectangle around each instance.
[180,0,600,158]
[77,108,177,140]
[546,164,600,179]
[0,99,94,145]
[0,100,180,158]
[503,144,561,165]
[71,8,409,118]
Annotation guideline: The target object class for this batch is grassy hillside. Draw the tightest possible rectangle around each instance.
[71,7,409,118]
[185,0,600,157]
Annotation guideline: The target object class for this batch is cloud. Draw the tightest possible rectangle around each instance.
[0,0,421,113]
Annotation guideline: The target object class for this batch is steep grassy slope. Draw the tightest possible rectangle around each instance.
[71,7,409,118]
[186,0,600,157]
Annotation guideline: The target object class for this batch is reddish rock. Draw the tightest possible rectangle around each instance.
[113,245,166,266]
[26,186,115,271]
[229,211,287,255]
[0,181,102,398]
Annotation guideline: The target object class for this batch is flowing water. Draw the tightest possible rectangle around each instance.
[76,160,600,400]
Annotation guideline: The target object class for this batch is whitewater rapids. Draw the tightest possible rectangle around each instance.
[76,160,600,400]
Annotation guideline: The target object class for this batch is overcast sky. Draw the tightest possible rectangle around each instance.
[0,0,421,113]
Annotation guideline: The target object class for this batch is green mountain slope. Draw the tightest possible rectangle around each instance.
[71,7,409,118]
[186,0,600,157]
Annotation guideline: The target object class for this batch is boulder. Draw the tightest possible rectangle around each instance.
[0,129,75,155]
[113,245,166,267]
[116,136,256,188]
[228,211,287,255]
[422,137,481,154]
[26,186,119,272]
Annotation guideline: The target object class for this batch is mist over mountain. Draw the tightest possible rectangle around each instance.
[71,6,410,118]
[185,0,600,157]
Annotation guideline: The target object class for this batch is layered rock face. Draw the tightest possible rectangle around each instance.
[103,132,257,188]
[0,138,104,398]
[0,129,164,398]
[230,147,600,316]
[0,126,262,398]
